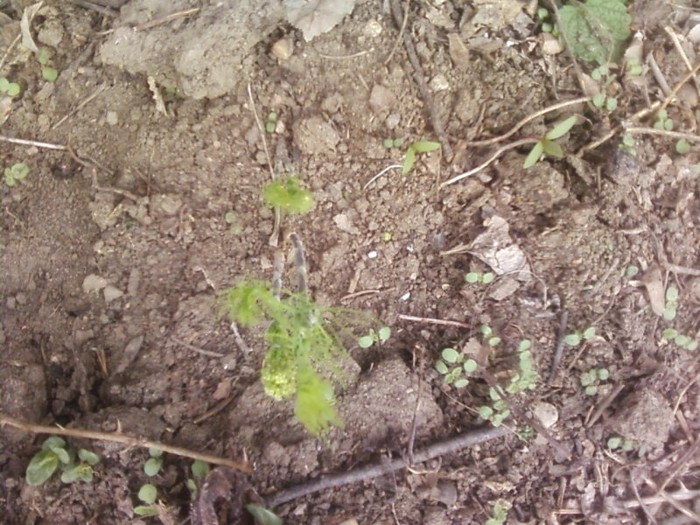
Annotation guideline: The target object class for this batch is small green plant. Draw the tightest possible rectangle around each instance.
[134,483,159,517]
[537,7,554,33]
[590,65,619,111]
[625,58,643,76]
[661,328,698,351]
[523,115,578,169]
[676,139,691,154]
[25,437,100,486]
[480,324,501,347]
[265,111,278,133]
[402,140,440,174]
[557,0,631,65]
[0,76,20,97]
[4,162,29,187]
[607,435,634,451]
[186,460,210,498]
[465,271,495,284]
[653,108,674,131]
[619,133,636,156]
[381,231,393,242]
[623,264,639,278]
[435,347,478,388]
[485,499,510,525]
[564,326,596,347]
[357,326,391,348]
[144,447,163,477]
[261,177,314,214]
[383,137,403,149]
[580,367,609,396]
[223,210,242,235]
[36,48,59,83]
[663,285,678,321]
[245,504,283,525]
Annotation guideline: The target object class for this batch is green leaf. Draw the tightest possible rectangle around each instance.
[523,141,544,169]
[592,92,606,108]
[0,77,8,91]
[410,140,441,153]
[607,436,622,449]
[6,82,20,97]
[262,177,315,214]
[11,163,29,180]
[541,139,564,159]
[26,449,60,486]
[4,173,15,187]
[585,385,598,396]
[134,506,159,517]
[546,116,578,140]
[675,335,692,347]
[676,139,691,154]
[60,464,92,484]
[453,378,469,388]
[465,272,479,283]
[402,147,416,174]
[596,368,609,381]
[463,359,478,373]
[478,406,493,419]
[564,334,581,346]
[383,138,394,148]
[605,97,618,111]
[518,339,532,352]
[245,504,283,525]
[377,326,391,342]
[488,337,501,347]
[662,307,677,321]
[357,335,374,348]
[144,457,162,476]
[445,368,462,383]
[294,366,343,435]
[78,449,100,466]
[138,484,158,504]
[482,272,495,284]
[435,360,449,374]
[661,328,678,339]
[42,67,58,82]
[441,347,460,364]
[36,48,50,65]
[665,286,679,302]
[191,460,210,479]
[42,437,66,450]
[582,327,596,340]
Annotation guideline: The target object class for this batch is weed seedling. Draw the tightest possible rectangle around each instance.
[465,271,495,284]
[144,447,163,477]
[661,328,698,351]
[676,139,691,154]
[485,499,510,525]
[4,162,29,187]
[580,367,609,396]
[607,435,634,451]
[186,460,210,498]
[25,437,100,486]
[245,504,283,525]
[36,48,58,83]
[523,115,578,169]
[564,326,596,347]
[134,483,159,517]
[653,109,674,131]
[619,133,636,156]
[435,347,478,388]
[0,76,20,97]
[265,111,278,133]
[262,177,314,214]
[402,140,440,174]
[383,137,403,149]
[357,326,391,348]
[480,324,501,347]
[663,285,678,321]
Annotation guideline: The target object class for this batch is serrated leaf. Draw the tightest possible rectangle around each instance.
[402,147,416,174]
[410,140,441,153]
[441,347,460,364]
[523,141,544,168]
[546,115,578,140]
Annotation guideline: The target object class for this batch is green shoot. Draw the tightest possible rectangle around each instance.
[485,499,510,525]
[357,326,391,348]
[4,162,29,187]
[402,140,440,174]
[465,271,495,284]
[383,137,403,149]
[26,437,100,486]
[564,326,596,347]
[144,447,163,476]
[435,347,478,389]
[607,435,634,451]
[580,367,609,396]
[619,133,636,156]
[661,328,698,351]
[245,504,283,525]
[523,116,578,169]
[653,109,674,131]
[663,285,678,321]
[0,76,20,97]
[265,111,277,133]
[261,177,315,214]
[480,324,501,347]
[134,484,159,517]
[676,139,691,154]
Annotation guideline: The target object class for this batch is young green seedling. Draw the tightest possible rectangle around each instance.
[261,177,314,214]
[663,285,678,321]
[485,499,510,525]
[357,326,391,348]
[186,460,210,498]
[134,483,159,517]
[523,115,578,169]
[4,162,29,187]
[580,367,609,396]
[36,48,58,83]
[402,140,440,174]
[0,76,20,97]
[564,326,596,347]
[265,111,278,133]
[653,109,673,131]
[661,328,698,351]
[383,137,403,149]
[465,271,495,284]
[607,435,634,451]
[144,447,163,477]
[480,324,501,347]
[435,347,478,388]
[25,437,100,486]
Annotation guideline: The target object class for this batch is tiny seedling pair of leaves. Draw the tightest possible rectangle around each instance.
[558,0,631,65]
[523,116,578,169]
[435,347,478,388]
[0,76,20,97]
[25,437,99,486]
[4,162,29,187]
[262,177,315,214]
[357,326,391,348]
[402,140,440,174]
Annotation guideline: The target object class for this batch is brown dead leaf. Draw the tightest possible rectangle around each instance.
[640,265,665,316]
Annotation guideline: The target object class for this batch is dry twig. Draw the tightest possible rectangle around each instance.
[0,412,251,472]
[135,8,200,31]
[397,313,470,329]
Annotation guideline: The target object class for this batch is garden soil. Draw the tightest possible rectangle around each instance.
[1,1,699,524]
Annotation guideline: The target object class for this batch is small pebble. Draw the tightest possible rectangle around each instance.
[363,19,382,38]
[367,250,378,259]
[533,401,559,429]
[429,74,449,92]
[103,285,124,303]
[271,37,294,60]
[83,274,108,293]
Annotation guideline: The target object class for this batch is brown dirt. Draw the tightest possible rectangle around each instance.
[1,1,699,524]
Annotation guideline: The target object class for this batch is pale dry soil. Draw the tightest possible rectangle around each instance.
[1,1,699,524]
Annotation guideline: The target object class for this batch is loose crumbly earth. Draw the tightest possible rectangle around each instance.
[1,1,699,524]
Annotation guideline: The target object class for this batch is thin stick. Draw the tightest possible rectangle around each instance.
[383,0,409,66]
[466,97,589,147]
[363,164,402,190]
[585,383,625,428]
[170,336,224,358]
[247,82,280,247]
[51,86,106,130]
[0,33,21,71]
[658,60,700,113]
[0,412,251,473]
[317,50,371,60]
[0,135,66,150]
[134,8,200,31]
[264,425,509,507]
[625,127,700,142]
[398,313,470,329]
[290,232,308,294]
[441,138,536,187]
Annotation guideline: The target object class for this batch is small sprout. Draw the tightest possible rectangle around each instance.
[261,177,314,214]
[42,67,58,82]
[463,359,478,373]
[381,231,393,242]
[144,447,163,476]
[4,162,29,187]
[134,484,159,517]
[653,109,673,131]
[478,405,494,419]
[565,326,595,347]
[607,436,622,449]
[524,115,578,169]
[676,139,691,154]
[624,265,639,277]
[441,347,460,364]
[581,368,609,395]
[383,138,394,148]
[465,271,495,284]
[436,348,477,388]
[485,499,510,525]
[663,285,679,321]
[358,327,391,348]
[265,112,277,133]
[245,504,283,525]
[625,58,643,76]
[402,140,440,174]
[619,133,636,156]
[0,76,21,97]
[224,211,236,224]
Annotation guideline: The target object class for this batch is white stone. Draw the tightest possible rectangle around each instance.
[533,402,559,429]
[82,274,108,294]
